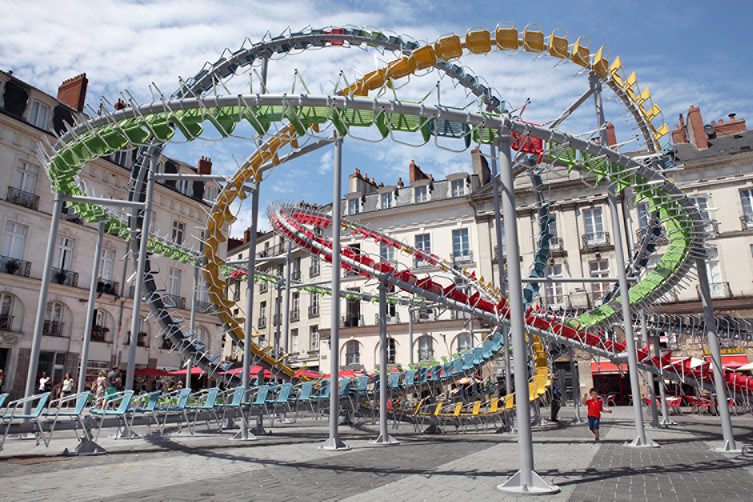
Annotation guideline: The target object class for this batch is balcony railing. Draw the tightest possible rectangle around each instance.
[1,255,31,277]
[341,314,364,328]
[291,270,301,281]
[6,186,39,210]
[549,237,564,251]
[290,309,300,322]
[258,316,267,329]
[43,320,64,337]
[52,268,78,287]
[97,278,119,296]
[582,232,610,249]
[450,250,474,266]
[375,313,400,325]
[257,243,285,258]
[308,305,320,318]
[413,256,433,270]
[259,282,268,293]
[196,300,217,314]
[741,214,753,231]
[162,294,186,309]
[309,265,320,277]
[0,314,14,331]
[696,281,732,299]
[91,325,109,342]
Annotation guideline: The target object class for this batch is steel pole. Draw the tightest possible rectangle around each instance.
[696,258,739,452]
[652,332,671,426]
[321,134,349,450]
[282,241,292,354]
[186,255,199,389]
[370,280,398,445]
[570,352,583,423]
[640,313,660,428]
[497,136,559,494]
[408,308,414,365]
[78,221,105,393]
[125,158,156,391]
[590,72,655,447]
[24,193,64,409]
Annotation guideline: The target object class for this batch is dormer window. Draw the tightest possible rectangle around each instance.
[415,185,428,203]
[28,101,49,129]
[451,179,465,197]
[380,192,392,209]
[348,198,360,215]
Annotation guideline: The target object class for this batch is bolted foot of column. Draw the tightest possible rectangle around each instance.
[64,437,107,456]
[112,427,139,440]
[369,434,399,446]
[422,424,442,435]
[497,470,560,495]
[624,436,660,448]
[660,418,677,427]
[223,417,238,430]
[319,437,351,450]
[712,440,742,454]
[230,423,258,441]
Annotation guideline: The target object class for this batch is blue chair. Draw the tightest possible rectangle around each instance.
[294,381,316,418]
[90,390,135,441]
[43,391,91,442]
[314,380,331,416]
[0,392,51,451]
[127,391,162,435]
[187,387,221,433]
[338,378,354,411]
[220,385,247,428]
[266,383,293,424]
[248,385,270,418]
[156,388,192,434]
[0,393,8,410]
[403,370,417,394]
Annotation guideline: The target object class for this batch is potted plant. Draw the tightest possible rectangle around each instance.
[5,259,19,275]
[54,270,67,284]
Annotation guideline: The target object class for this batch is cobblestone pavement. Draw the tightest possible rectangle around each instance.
[1,407,752,501]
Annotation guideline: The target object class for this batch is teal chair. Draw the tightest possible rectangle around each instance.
[90,390,135,441]
[0,392,51,451]
[43,391,91,442]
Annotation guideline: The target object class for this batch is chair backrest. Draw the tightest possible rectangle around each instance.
[298,381,313,400]
[31,392,51,417]
[276,383,292,403]
[176,388,192,408]
[204,387,219,407]
[0,393,8,409]
[318,380,331,398]
[388,372,401,389]
[141,391,162,411]
[404,370,416,385]
[356,376,369,393]
[114,391,135,414]
[229,385,245,406]
[72,391,91,415]
[253,385,270,405]
[417,367,428,384]
[338,378,351,397]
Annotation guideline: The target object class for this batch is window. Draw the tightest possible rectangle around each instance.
[455,333,473,353]
[172,221,185,245]
[0,293,16,331]
[740,189,753,228]
[546,216,560,249]
[177,179,190,196]
[29,101,49,129]
[705,246,726,298]
[545,264,566,307]
[345,340,361,365]
[204,186,217,203]
[291,328,299,353]
[309,325,319,350]
[292,257,301,280]
[417,336,434,361]
[348,198,360,215]
[309,293,320,318]
[3,222,28,259]
[310,254,320,277]
[259,301,267,326]
[383,338,397,364]
[582,207,606,245]
[13,162,38,194]
[45,302,65,337]
[589,259,610,302]
[168,268,182,296]
[55,237,75,270]
[414,185,428,203]
[451,179,465,197]
[100,249,116,281]
[379,242,394,263]
[452,228,470,261]
[414,233,431,268]
[381,192,392,209]
[92,310,111,342]
[291,292,300,320]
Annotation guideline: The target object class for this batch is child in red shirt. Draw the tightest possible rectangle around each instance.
[585,388,611,442]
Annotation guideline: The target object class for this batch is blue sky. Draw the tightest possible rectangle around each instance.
[2,0,751,235]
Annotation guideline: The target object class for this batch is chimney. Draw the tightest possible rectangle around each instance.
[671,113,688,144]
[57,74,88,112]
[408,160,430,184]
[686,105,709,150]
[396,177,404,188]
[604,122,617,146]
[197,156,212,174]
[471,148,491,184]
[713,112,747,137]
[243,228,252,243]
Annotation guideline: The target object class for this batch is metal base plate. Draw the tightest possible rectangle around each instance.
[712,440,742,454]
[497,470,560,495]
[64,437,107,456]
[625,436,660,448]
[319,437,351,450]
[369,434,399,446]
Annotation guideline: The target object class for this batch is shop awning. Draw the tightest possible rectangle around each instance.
[219,365,271,378]
[167,367,205,376]
[704,355,750,369]
[591,361,628,375]
[135,368,170,377]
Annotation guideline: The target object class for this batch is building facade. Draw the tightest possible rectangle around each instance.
[0,70,227,397]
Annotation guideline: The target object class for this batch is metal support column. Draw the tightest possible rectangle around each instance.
[590,72,656,448]
[78,221,105,393]
[570,352,583,423]
[370,280,399,445]
[652,332,672,426]
[497,135,559,495]
[233,184,260,441]
[25,194,65,407]
[320,134,350,451]
[697,258,740,452]
[640,313,661,428]
[408,308,414,366]
[282,241,292,354]
[125,158,156,391]
[186,255,200,389]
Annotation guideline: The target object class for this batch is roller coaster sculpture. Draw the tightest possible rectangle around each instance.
[29,23,753,490]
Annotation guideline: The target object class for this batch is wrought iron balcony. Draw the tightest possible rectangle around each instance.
[309,264,320,277]
[582,232,610,250]
[308,305,320,318]
[91,325,109,342]
[1,255,31,277]
[450,250,474,266]
[257,243,285,258]
[196,300,217,314]
[290,309,300,322]
[375,312,400,325]
[97,278,119,296]
[291,269,301,281]
[6,186,39,210]
[340,314,364,328]
[741,214,753,231]
[258,316,267,329]
[0,314,14,331]
[52,268,78,287]
[43,320,64,337]
[162,294,186,309]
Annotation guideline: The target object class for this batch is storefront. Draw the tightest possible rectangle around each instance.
[591,361,631,405]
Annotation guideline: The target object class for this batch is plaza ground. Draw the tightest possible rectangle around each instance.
[1,407,752,501]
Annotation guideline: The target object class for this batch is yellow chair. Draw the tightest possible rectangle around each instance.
[495,24,519,50]
[571,36,590,67]
[636,87,651,107]
[411,45,437,70]
[548,29,568,58]
[386,56,416,80]
[466,29,491,54]
[609,56,624,86]
[434,34,463,60]
[642,103,662,122]
[652,123,669,141]
[523,24,545,52]
[362,68,387,91]
[623,71,638,100]
[592,46,609,77]
[504,394,515,410]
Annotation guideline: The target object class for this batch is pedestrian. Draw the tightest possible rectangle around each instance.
[38,371,51,392]
[61,372,74,399]
[550,380,561,422]
[585,388,611,442]
[106,366,119,399]
[95,370,107,408]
